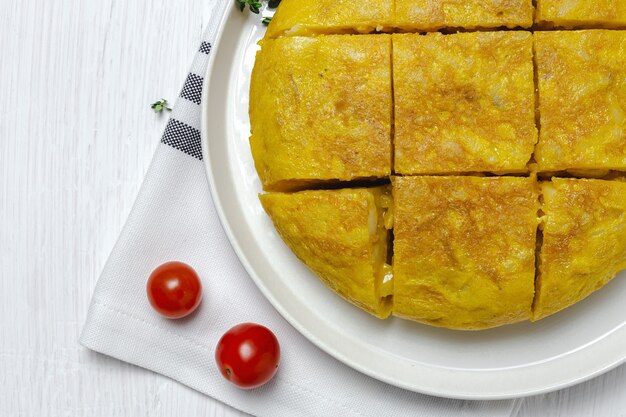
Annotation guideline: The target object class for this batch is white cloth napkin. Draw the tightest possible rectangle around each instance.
[80,1,521,415]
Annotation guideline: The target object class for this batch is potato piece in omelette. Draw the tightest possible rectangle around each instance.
[250,35,392,191]
[393,32,537,175]
[392,176,539,330]
[394,0,533,31]
[536,0,626,28]
[265,0,393,38]
[260,187,393,319]
[533,178,626,320]
[534,31,626,173]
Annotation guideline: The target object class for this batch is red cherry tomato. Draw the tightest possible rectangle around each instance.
[215,323,280,389]
[146,261,202,319]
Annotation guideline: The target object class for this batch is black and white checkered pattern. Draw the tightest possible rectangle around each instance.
[180,73,204,105]
[160,42,212,160]
[162,119,203,160]
[199,41,212,54]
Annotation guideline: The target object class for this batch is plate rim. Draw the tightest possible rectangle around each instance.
[200,5,626,400]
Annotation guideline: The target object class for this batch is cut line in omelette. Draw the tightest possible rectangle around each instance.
[260,187,393,319]
[533,178,626,320]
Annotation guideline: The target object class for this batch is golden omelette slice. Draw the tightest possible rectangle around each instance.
[392,176,539,330]
[394,0,533,31]
[250,35,392,192]
[536,0,626,28]
[534,31,626,173]
[393,32,537,175]
[265,0,393,38]
[260,187,393,319]
[533,178,626,320]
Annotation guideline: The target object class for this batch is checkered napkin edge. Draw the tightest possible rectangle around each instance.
[160,0,228,160]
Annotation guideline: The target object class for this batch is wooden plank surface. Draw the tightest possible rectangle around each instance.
[1,1,624,416]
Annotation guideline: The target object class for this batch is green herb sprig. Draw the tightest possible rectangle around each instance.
[151,99,172,113]
[236,0,281,25]
[236,0,262,14]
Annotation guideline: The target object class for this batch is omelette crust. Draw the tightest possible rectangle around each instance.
[250,35,392,191]
[533,178,626,320]
[250,3,626,330]
[266,0,533,35]
[536,0,626,28]
[392,176,540,330]
[260,187,393,319]
[534,31,626,172]
[393,32,537,175]
[265,0,393,38]
[395,0,533,31]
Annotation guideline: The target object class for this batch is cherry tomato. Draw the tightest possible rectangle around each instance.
[215,323,280,389]
[146,261,202,319]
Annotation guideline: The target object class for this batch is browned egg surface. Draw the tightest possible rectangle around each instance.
[250,0,626,330]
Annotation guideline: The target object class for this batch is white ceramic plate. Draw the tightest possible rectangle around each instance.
[201,6,626,400]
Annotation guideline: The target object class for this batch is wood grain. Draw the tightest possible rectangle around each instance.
[0,1,624,416]
[1,1,245,415]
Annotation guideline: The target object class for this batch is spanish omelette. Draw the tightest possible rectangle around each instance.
[249,0,626,330]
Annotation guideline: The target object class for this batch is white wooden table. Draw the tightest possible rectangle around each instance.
[1,1,625,416]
